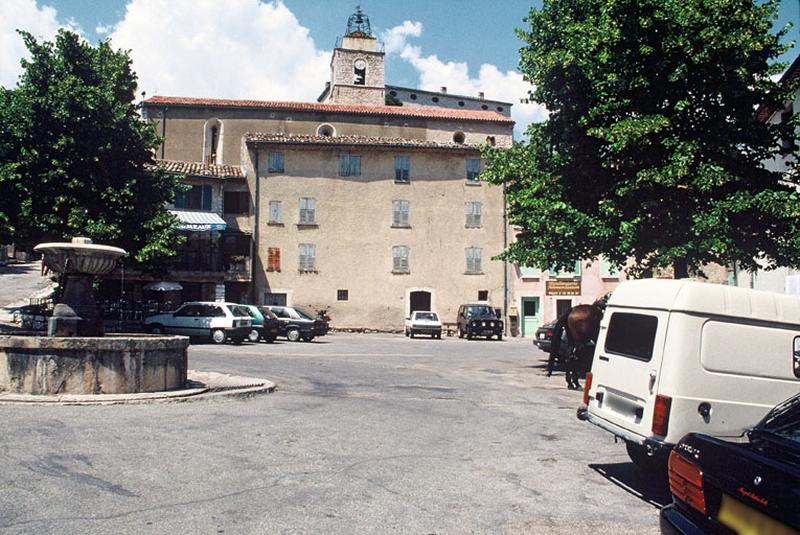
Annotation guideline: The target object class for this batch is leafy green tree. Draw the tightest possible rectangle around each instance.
[0,29,183,266]
[484,0,799,278]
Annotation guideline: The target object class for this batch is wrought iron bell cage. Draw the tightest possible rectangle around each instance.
[345,5,372,37]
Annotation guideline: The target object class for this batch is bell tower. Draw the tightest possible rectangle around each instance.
[322,5,385,106]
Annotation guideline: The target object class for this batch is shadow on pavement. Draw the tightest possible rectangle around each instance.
[589,462,671,508]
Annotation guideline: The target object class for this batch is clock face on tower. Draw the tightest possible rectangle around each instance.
[354,59,367,71]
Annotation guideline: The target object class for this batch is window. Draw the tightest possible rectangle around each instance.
[410,93,417,100]
[481,104,489,110]
[519,266,541,278]
[550,262,582,278]
[478,290,488,301]
[486,136,496,146]
[600,256,619,278]
[268,201,282,224]
[605,312,659,361]
[453,131,466,144]
[465,247,482,273]
[395,156,410,182]
[267,247,281,272]
[224,191,249,215]
[316,124,335,137]
[466,158,481,182]
[299,197,316,224]
[458,101,465,107]
[465,202,482,228]
[392,200,410,227]
[337,289,349,301]
[794,337,800,379]
[497,106,504,112]
[392,245,410,273]
[268,151,284,173]
[432,96,439,103]
[299,244,316,272]
[203,119,222,164]
[339,154,361,177]
[264,292,287,306]
[175,185,212,211]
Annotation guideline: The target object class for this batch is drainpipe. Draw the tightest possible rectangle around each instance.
[503,181,509,336]
[160,107,168,159]
[251,149,259,304]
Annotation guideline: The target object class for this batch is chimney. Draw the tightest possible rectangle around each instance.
[440,86,447,94]
[478,91,485,99]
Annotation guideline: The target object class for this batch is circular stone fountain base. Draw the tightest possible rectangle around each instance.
[0,334,189,395]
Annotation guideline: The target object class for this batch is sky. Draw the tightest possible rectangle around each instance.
[1,0,798,138]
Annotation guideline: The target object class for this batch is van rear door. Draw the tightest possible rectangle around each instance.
[587,308,669,442]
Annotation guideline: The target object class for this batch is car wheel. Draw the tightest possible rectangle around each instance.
[286,327,301,342]
[497,333,503,341]
[405,328,409,337]
[301,334,315,342]
[410,331,415,338]
[466,330,472,340]
[435,332,442,339]
[248,329,260,343]
[625,441,669,473]
[149,324,164,335]
[211,329,227,345]
[458,328,464,339]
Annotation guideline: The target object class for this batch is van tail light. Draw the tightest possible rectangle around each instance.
[652,394,672,436]
[582,372,593,406]
[668,450,706,514]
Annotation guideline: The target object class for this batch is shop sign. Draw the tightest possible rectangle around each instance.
[546,280,581,296]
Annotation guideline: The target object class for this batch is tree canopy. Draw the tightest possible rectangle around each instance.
[483,0,800,278]
[0,29,183,265]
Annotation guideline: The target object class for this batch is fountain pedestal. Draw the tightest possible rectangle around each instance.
[49,275,103,337]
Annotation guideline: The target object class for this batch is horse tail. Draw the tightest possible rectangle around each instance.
[547,308,571,376]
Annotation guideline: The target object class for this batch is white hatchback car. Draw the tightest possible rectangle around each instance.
[144,301,252,344]
[404,311,442,339]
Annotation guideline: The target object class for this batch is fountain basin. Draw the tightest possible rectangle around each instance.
[0,334,189,395]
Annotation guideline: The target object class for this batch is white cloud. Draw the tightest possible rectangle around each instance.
[108,0,330,101]
[0,0,62,87]
[96,24,112,35]
[381,21,548,138]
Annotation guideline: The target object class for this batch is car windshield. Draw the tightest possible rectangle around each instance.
[293,307,314,320]
[227,305,251,317]
[758,394,800,443]
[466,306,494,318]
[415,313,438,321]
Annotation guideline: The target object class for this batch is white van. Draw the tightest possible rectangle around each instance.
[578,279,800,468]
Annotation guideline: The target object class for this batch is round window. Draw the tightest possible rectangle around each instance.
[410,93,417,100]
[453,132,466,144]
[316,123,336,137]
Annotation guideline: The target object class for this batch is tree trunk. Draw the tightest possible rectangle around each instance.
[673,259,689,279]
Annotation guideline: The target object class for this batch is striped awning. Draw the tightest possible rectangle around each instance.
[170,210,227,232]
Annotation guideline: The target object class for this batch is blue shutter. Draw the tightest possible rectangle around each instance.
[202,185,212,211]
[339,155,348,176]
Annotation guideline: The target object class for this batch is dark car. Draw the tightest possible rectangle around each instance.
[243,305,281,343]
[456,304,503,340]
[533,320,569,359]
[265,305,329,342]
[660,393,800,535]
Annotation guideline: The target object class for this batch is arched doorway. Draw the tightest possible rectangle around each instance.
[409,291,431,314]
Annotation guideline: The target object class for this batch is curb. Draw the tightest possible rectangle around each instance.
[0,370,276,406]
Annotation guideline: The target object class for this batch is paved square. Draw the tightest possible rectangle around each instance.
[0,334,666,534]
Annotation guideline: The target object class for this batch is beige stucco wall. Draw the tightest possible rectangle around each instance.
[145,107,513,166]
[250,146,506,330]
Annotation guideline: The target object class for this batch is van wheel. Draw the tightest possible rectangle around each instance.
[625,442,668,473]
[211,329,227,345]
[248,329,260,343]
[286,327,301,342]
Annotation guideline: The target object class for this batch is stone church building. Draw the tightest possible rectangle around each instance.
[139,7,515,330]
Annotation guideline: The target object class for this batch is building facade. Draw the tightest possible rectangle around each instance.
[140,8,514,330]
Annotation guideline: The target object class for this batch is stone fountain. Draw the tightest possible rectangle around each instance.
[0,237,189,395]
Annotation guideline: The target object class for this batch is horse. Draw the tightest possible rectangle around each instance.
[547,295,608,390]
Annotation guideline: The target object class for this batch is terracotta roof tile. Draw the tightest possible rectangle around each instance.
[144,95,514,124]
[149,159,244,179]
[756,54,800,123]
[244,132,482,151]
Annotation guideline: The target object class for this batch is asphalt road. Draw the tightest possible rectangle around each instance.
[0,334,667,534]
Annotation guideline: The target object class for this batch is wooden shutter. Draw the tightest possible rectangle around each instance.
[267,247,281,272]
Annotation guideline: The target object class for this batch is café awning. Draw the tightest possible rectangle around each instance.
[170,210,227,232]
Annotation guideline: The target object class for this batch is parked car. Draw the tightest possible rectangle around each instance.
[241,304,281,343]
[144,302,251,344]
[578,279,800,470]
[263,305,328,342]
[405,311,442,339]
[660,393,800,535]
[533,320,569,359]
[456,304,503,340]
